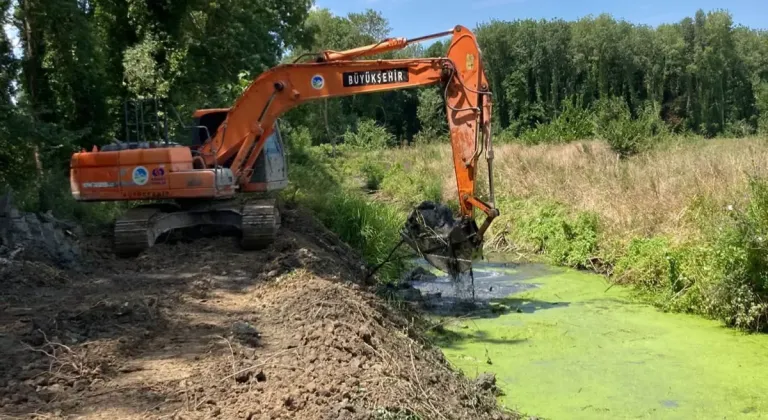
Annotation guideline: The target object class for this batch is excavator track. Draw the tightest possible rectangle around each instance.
[114,206,162,257]
[112,200,279,257]
[240,199,280,250]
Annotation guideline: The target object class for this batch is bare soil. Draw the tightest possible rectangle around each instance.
[0,205,518,420]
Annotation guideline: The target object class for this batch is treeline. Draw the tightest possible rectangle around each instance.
[2,3,768,210]
[479,11,768,140]
[311,9,768,149]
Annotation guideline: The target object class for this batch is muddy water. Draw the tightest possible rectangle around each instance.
[412,260,768,420]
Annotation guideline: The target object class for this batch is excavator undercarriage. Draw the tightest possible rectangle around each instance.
[113,198,280,257]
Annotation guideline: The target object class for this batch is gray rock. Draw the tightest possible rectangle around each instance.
[475,372,498,392]
[406,266,437,283]
[0,191,81,269]
[232,321,260,346]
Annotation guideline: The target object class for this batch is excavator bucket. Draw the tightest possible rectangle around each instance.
[401,201,481,277]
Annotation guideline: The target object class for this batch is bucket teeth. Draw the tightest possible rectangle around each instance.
[401,201,479,276]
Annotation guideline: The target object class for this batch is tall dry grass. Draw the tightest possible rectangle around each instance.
[492,138,768,239]
[380,138,768,241]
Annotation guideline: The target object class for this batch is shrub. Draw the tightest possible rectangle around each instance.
[702,177,768,330]
[503,200,599,269]
[612,237,676,290]
[416,87,448,137]
[756,82,768,135]
[593,98,667,158]
[283,124,314,164]
[518,97,595,145]
[343,119,395,150]
[360,160,387,191]
[724,119,756,138]
[610,176,768,331]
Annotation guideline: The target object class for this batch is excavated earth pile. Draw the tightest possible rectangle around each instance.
[0,201,519,420]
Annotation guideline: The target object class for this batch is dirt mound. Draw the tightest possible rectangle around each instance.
[0,205,520,419]
[0,192,81,269]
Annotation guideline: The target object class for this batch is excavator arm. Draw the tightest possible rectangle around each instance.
[198,25,498,228]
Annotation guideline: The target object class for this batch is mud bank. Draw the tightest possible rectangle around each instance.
[0,204,518,420]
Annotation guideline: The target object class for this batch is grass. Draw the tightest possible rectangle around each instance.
[281,145,412,282]
[308,136,768,332]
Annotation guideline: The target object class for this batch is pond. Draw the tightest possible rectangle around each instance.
[411,260,768,419]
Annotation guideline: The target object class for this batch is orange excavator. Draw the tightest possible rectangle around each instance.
[69,25,499,275]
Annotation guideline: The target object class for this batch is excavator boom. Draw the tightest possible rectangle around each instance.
[69,25,498,274]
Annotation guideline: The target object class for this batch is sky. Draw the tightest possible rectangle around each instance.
[315,0,767,38]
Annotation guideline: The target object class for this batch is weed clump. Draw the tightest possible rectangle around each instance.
[497,199,599,269]
[284,148,409,283]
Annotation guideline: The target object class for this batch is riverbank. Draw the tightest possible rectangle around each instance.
[0,197,518,420]
[284,137,768,332]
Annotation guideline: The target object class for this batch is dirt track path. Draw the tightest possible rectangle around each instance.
[1,208,514,420]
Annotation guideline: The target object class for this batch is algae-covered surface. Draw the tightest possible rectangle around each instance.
[417,262,768,420]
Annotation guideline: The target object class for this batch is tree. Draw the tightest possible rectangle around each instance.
[283,8,421,146]
[416,87,447,140]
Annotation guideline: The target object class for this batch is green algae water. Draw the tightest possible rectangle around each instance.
[414,261,768,420]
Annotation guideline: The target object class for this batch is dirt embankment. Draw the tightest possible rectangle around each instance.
[0,201,519,420]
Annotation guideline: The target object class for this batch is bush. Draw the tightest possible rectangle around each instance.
[283,124,314,164]
[612,237,676,290]
[360,160,387,191]
[518,97,595,145]
[756,82,768,135]
[343,119,395,150]
[606,176,768,331]
[724,119,756,138]
[501,199,599,269]
[594,98,667,158]
[703,177,768,330]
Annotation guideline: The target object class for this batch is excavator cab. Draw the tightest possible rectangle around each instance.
[190,107,288,193]
[119,99,288,195]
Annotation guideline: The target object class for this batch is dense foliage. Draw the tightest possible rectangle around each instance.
[1,4,767,207]
[479,11,768,140]
[1,0,312,209]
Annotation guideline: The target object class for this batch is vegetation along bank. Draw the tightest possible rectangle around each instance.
[284,135,768,333]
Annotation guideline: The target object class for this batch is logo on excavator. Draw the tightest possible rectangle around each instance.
[311,75,324,90]
[132,166,148,186]
[151,167,166,185]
